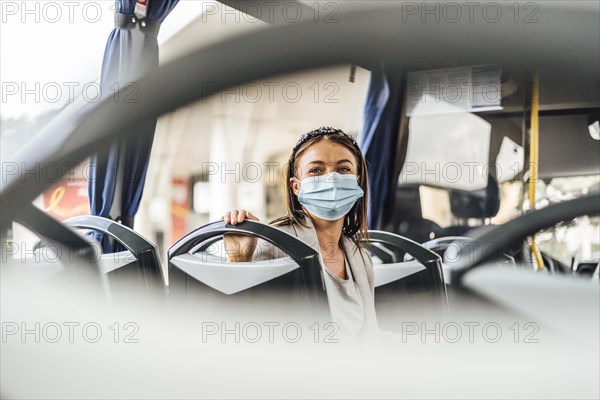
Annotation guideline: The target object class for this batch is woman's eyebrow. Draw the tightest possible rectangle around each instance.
[306,159,355,166]
[306,160,326,166]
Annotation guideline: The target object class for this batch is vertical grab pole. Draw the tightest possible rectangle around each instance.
[528,71,545,270]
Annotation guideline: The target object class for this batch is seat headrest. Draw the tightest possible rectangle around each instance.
[449,175,500,219]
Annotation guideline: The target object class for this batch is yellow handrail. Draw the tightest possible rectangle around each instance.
[529,71,545,270]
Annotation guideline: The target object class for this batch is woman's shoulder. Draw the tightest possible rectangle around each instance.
[268,215,309,235]
[269,216,294,228]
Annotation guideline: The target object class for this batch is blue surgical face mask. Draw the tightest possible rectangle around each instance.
[296,172,364,221]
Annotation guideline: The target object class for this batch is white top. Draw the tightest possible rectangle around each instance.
[321,254,365,339]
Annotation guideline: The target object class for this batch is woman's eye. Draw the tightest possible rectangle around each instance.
[338,167,351,173]
[309,167,323,174]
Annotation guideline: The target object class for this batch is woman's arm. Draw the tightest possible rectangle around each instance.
[222,210,259,262]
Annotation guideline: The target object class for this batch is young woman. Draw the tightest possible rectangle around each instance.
[222,127,378,339]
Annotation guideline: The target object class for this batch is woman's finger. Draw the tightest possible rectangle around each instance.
[223,210,258,224]
[238,210,247,223]
[229,210,239,225]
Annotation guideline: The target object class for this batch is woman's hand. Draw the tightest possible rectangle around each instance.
[222,210,259,262]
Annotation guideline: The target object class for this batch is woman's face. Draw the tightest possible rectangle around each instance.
[290,140,358,196]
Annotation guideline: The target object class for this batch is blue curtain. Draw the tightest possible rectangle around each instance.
[359,64,402,229]
[89,0,179,252]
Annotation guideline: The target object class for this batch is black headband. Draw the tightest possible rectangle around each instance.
[288,127,360,178]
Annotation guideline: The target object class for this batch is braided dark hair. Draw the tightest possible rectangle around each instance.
[288,127,360,179]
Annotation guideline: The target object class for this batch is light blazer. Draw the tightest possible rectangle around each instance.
[253,216,379,335]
